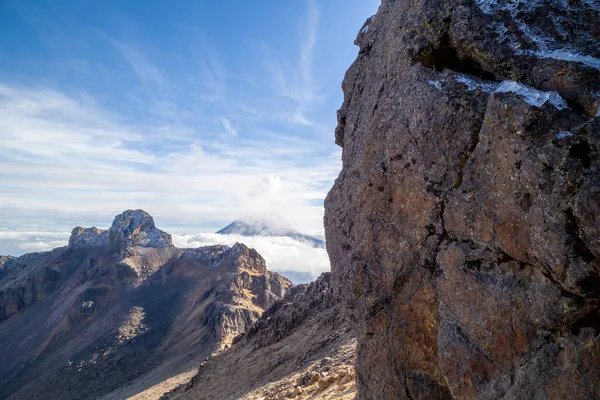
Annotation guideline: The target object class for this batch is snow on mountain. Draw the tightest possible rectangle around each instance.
[216,214,325,249]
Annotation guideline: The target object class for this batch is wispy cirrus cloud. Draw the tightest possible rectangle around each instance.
[111,40,165,88]
[0,81,340,256]
[298,0,320,103]
[263,0,324,129]
[220,117,238,137]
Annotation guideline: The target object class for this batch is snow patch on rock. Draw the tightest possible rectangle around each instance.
[427,80,443,90]
[455,75,498,92]
[495,81,569,110]
[526,49,600,70]
[555,131,574,140]
[453,74,569,110]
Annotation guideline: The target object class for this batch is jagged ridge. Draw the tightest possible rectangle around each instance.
[0,210,291,400]
[165,273,356,400]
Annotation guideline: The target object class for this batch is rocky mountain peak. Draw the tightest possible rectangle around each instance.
[230,242,267,274]
[67,210,173,253]
[68,226,107,249]
[0,255,15,268]
[108,209,172,252]
[0,211,292,400]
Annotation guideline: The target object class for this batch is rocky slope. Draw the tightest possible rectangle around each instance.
[164,272,356,400]
[325,0,600,399]
[0,210,291,400]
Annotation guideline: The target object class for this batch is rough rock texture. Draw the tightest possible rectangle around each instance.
[69,226,108,249]
[0,247,68,322]
[0,210,291,400]
[325,1,600,399]
[0,256,14,269]
[165,273,356,400]
[108,209,173,252]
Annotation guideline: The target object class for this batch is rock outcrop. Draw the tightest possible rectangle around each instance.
[165,273,356,400]
[0,247,68,322]
[0,210,291,400]
[69,226,108,249]
[0,256,14,269]
[325,1,600,399]
[108,209,173,252]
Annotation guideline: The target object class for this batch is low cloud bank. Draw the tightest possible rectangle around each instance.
[0,231,70,256]
[173,233,330,283]
[0,231,329,284]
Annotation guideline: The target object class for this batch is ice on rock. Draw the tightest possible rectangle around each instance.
[527,49,600,70]
[455,74,498,92]
[474,0,545,15]
[427,80,443,90]
[474,0,600,71]
[452,74,569,110]
[555,131,574,140]
[495,81,569,110]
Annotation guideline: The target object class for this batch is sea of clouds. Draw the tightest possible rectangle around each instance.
[173,233,330,283]
[0,230,329,284]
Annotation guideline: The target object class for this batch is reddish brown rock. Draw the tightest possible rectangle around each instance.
[325,0,600,398]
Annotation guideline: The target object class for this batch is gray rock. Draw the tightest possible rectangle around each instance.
[108,209,172,253]
[68,227,107,249]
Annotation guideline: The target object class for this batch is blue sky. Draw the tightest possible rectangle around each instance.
[0,0,379,258]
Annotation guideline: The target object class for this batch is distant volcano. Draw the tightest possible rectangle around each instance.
[216,214,325,249]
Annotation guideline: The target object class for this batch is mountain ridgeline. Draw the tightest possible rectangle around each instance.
[163,272,356,400]
[0,210,292,399]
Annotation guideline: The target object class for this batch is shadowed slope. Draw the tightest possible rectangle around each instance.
[0,210,291,400]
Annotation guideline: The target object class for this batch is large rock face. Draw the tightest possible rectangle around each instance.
[325,1,600,399]
[0,211,291,400]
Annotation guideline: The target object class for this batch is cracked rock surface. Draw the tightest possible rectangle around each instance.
[325,0,600,399]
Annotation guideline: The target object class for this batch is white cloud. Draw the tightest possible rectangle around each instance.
[220,117,238,137]
[0,230,70,255]
[110,39,165,88]
[173,233,330,282]
[0,231,70,242]
[0,229,330,283]
[0,82,340,253]
[18,240,69,252]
